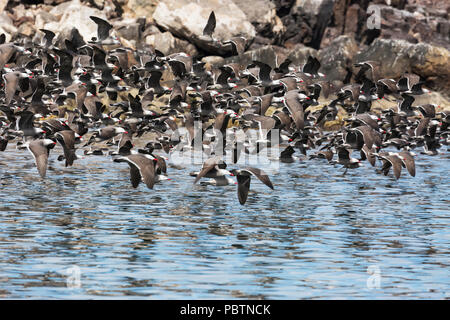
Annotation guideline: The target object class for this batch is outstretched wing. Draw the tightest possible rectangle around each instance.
[90,16,113,41]
[193,157,220,184]
[243,167,274,189]
[203,11,216,37]
[236,174,251,205]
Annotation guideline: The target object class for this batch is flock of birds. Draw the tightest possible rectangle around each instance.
[0,12,449,205]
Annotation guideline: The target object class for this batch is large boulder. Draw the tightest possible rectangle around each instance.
[286,43,318,67]
[201,55,226,69]
[113,17,147,44]
[124,0,158,19]
[232,0,285,44]
[282,0,335,49]
[355,39,450,91]
[34,9,59,31]
[0,12,17,42]
[145,31,198,57]
[225,45,290,69]
[318,35,358,82]
[153,0,256,54]
[377,4,450,50]
[0,0,8,12]
[321,1,450,51]
[45,0,107,43]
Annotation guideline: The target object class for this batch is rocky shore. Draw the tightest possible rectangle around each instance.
[0,0,449,102]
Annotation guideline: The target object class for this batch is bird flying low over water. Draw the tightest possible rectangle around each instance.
[26,139,56,178]
[230,167,274,205]
[0,12,446,207]
[191,157,234,186]
[113,154,168,190]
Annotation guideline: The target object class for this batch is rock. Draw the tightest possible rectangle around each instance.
[355,38,450,91]
[46,0,107,42]
[17,21,36,37]
[44,0,68,4]
[282,0,335,49]
[153,0,256,54]
[144,24,162,37]
[0,0,8,13]
[0,12,17,42]
[145,31,198,57]
[34,9,58,30]
[343,4,362,35]
[320,27,341,48]
[114,17,146,42]
[11,4,35,20]
[437,20,450,39]
[124,0,158,19]
[318,35,358,82]
[201,56,225,69]
[52,27,86,49]
[232,0,285,43]
[286,43,318,66]
[225,44,290,69]
[323,1,450,52]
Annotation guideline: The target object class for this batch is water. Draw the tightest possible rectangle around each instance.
[0,144,449,299]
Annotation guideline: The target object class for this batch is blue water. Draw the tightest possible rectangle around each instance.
[0,144,449,299]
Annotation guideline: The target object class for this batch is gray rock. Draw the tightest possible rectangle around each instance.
[283,0,335,49]
[318,35,358,82]
[114,18,146,42]
[201,56,225,69]
[225,44,290,69]
[0,0,8,13]
[47,0,107,42]
[153,0,256,54]
[125,0,158,18]
[355,38,450,91]
[232,0,285,40]
[145,31,198,57]
[286,43,318,67]
[44,0,68,4]
[0,12,17,42]
[34,10,59,30]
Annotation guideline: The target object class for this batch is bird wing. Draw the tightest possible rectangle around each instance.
[280,145,295,158]
[243,167,274,189]
[236,174,251,205]
[28,141,49,178]
[129,164,142,188]
[152,154,167,174]
[399,151,415,177]
[56,130,76,166]
[90,16,113,41]
[4,72,20,105]
[252,60,272,83]
[114,157,141,188]
[386,155,402,180]
[193,157,220,184]
[139,160,156,189]
[361,145,376,167]
[202,11,216,37]
[355,126,374,150]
